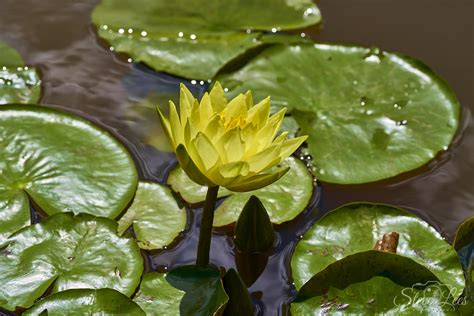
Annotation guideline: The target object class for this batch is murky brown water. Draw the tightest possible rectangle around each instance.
[0,0,472,314]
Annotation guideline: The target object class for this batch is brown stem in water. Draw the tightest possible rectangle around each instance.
[196,185,219,265]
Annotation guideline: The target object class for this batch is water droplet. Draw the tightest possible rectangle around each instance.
[101,25,109,30]
[246,29,252,34]
[118,28,125,34]
[190,34,197,40]
[127,58,133,63]
[207,79,212,83]
[16,67,22,71]
[353,80,358,85]
[127,28,133,34]
[359,96,368,106]
[252,38,258,43]
[393,100,408,110]
[178,32,184,38]
[24,66,29,70]
[141,31,147,37]
[300,32,306,38]
[443,146,448,150]
[271,27,278,33]
[363,47,383,63]
[396,120,408,126]
[298,235,304,239]
[199,80,204,85]
[109,46,115,51]
[224,87,229,92]
[2,66,6,71]
[191,80,197,85]
[366,110,374,115]
[163,246,168,250]
[304,8,315,16]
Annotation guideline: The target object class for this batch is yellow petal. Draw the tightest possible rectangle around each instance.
[219,161,250,179]
[225,129,245,162]
[156,106,176,149]
[179,85,193,126]
[199,93,214,124]
[273,132,288,145]
[255,108,287,149]
[193,132,220,170]
[176,144,213,186]
[222,94,248,118]
[246,145,281,173]
[225,167,289,192]
[244,90,253,109]
[247,96,270,129]
[279,135,308,158]
[169,101,184,146]
[209,81,227,112]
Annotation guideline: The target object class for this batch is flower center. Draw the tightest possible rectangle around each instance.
[219,113,246,131]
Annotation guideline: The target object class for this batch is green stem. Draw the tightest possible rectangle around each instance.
[196,185,219,265]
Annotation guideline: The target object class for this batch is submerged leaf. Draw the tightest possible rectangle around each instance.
[222,269,253,316]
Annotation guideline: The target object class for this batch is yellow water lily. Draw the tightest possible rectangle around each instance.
[157,82,307,192]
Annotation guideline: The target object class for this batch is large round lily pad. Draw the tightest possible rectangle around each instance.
[0,105,138,244]
[0,41,40,104]
[91,0,320,79]
[167,157,314,226]
[291,277,459,315]
[291,203,464,294]
[117,181,187,250]
[218,44,460,184]
[0,212,144,311]
[25,289,145,316]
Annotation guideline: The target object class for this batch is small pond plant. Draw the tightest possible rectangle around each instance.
[157,82,307,265]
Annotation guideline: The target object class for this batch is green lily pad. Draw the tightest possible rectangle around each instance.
[454,216,474,251]
[117,181,187,250]
[166,265,229,316]
[0,105,138,244]
[291,203,465,295]
[218,44,460,184]
[291,277,459,315]
[167,157,313,226]
[0,212,143,311]
[0,41,40,104]
[134,272,184,315]
[91,0,320,79]
[25,288,145,316]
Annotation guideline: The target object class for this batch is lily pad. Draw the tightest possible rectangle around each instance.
[166,265,229,316]
[0,105,138,244]
[167,157,313,226]
[117,181,187,250]
[291,277,459,315]
[218,44,460,184]
[0,41,40,104]
[134,272,184,315]
[0,212,143,311]
[91,0,320,79]
[291,203,465,295]
[25,288,145,316]
[454,216,474,251]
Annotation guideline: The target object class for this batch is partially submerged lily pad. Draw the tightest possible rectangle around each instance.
[291,203,464,295]
[91,0,320,79]
[0,41,40,104]
[0,213,143,311]
[117,181,187,250]
[218,44,460,184]
[25,289,145,316]
[0,105,138,243]
[167,157,313,226]
[134,272,184,315]
[291,277,459,315]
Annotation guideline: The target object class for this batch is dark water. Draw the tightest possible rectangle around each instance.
[0,0,472,314]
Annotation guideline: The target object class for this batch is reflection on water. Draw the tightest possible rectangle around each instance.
[0,0,472,314]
